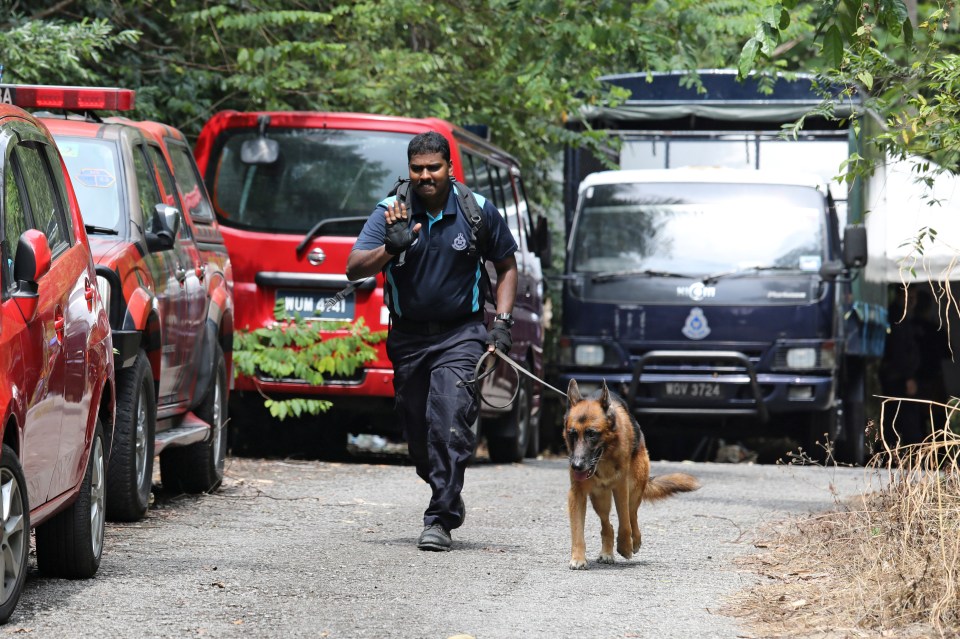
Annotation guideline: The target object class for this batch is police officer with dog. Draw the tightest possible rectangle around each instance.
[346,131,518,551]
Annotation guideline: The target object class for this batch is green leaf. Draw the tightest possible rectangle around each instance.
[739,38,760,78]
[822,25,843,69]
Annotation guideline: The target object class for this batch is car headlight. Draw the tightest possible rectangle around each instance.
[95,275,111,311]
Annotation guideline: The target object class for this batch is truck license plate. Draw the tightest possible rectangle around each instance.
[661,382,723,399]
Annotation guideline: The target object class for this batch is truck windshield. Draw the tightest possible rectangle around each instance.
[210,128,411,234]
[571,181,826,278]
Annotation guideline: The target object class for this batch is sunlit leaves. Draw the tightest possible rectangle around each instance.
[233,312,386,420]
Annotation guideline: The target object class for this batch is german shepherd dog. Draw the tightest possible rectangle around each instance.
[564,379,700,569]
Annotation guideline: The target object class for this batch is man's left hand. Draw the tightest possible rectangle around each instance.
[487,320,512,354]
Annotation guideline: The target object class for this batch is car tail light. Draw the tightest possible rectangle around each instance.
[0,84,135,111]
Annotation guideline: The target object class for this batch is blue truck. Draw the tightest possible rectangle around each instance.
[556,70,893,464]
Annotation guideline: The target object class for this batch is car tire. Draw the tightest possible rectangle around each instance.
[108,349,156,521]
[160,344,228,493]
[36,419,106,579]
[486,363,532,464]
[0,444,29,624]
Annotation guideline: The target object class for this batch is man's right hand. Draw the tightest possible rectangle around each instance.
[384,201,421,255]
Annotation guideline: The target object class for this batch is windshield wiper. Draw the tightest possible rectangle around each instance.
[295,216,369,258]
[591,268,692,283]
[84,224,118,235]
[701,265,798,284]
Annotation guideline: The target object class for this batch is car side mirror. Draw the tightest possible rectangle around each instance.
[146,203,181,252]
[533,215,552,264]
[241,138,279,165]
[12,229,52,322]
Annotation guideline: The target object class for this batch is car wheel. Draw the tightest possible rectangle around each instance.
[36,419,106,578]
[108,349,156,521]
[0,444,29,624]
[487,364,532,464]
[160,344,228,493]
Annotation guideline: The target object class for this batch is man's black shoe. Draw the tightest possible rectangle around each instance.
[456,496,466,528]
[417,524,452,551]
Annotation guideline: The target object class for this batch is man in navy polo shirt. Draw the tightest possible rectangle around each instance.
[346,131,518,551]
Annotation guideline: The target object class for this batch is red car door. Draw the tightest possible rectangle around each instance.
[7,135,67,508]
[130,142,187,408]
[147,145,207,408]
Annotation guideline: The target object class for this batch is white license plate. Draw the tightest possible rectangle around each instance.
[276,289,354,321]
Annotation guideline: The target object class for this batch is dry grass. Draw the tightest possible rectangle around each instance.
[725,403,960,638]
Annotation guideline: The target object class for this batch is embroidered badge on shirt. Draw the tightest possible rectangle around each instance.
[452,232,468,251]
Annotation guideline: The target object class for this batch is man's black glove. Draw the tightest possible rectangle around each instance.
[384,218,417,255]
[487,320,513,355]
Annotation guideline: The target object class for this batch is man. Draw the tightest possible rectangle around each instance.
[346,131,518,551]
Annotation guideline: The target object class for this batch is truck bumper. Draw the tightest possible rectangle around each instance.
[556,366,835,422]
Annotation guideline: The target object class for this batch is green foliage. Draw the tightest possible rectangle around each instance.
[232,302,386,420]
[0,15,138,85]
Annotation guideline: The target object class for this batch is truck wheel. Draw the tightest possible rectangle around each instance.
[160,343,228,493]
[836,364,867,466]
[36,419,106,578]
[801,406,840,464]
[486,364,532,464]
[0,445,29,624]
[108,349,156,521]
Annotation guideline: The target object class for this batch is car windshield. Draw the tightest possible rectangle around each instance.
[54,136,124,232]
[210,128,411,234]
[570,181,827,277]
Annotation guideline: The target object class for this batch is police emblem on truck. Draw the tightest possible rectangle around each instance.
[681,307,711,340]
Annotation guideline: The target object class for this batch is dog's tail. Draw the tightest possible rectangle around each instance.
[644,473,700,501]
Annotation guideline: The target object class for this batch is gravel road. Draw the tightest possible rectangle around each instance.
[8,452,877,638]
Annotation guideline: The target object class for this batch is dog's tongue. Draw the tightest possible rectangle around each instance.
[573,470,591,482]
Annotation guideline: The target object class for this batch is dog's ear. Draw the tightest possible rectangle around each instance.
[567,379,582,406]
[600,380,616,429]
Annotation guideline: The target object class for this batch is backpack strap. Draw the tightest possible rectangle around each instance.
[449,178,491,259]
[449,178,495,305]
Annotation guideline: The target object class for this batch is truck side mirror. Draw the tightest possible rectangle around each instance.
[842,225,867,268]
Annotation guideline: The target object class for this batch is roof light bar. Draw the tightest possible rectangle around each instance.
[0,84,135,111]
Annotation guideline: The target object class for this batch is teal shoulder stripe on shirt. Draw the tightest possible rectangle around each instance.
[378,194,399,208]
[452,185,487,210]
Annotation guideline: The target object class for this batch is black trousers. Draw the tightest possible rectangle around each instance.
[386,321,485,531]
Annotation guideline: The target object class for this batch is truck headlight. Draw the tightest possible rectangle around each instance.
[776,342,836,371]
[785,347,817,369]
[575,344,605,366]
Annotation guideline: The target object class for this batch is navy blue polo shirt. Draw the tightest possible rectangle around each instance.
[353,184,517,321]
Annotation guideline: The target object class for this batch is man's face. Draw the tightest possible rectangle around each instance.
[408,152,451,201]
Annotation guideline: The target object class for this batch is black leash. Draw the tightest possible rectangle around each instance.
[459,349,568,410]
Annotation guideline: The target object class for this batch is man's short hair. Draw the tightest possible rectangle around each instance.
[408,131,451,163]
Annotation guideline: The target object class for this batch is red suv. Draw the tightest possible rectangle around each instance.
[0,88,115,623]
[37,90,233,521]
[195,112,549,462]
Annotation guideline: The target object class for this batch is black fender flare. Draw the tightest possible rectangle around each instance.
[192,318,220,408]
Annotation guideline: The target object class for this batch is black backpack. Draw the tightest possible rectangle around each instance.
[386,176,495,302]
[388,176,490,259]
